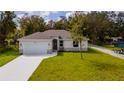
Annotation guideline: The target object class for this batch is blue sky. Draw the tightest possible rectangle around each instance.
[15,11,73,22]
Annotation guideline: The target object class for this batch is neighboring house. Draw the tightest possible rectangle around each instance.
[105,37,123,45]
[111,37,123,42]
[18,30,88,55]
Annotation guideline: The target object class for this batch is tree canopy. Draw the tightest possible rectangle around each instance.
[0,11,16,51]
[19,15,46,35]
[1,11,124,52]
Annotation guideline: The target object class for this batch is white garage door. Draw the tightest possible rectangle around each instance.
[23,41,49,55]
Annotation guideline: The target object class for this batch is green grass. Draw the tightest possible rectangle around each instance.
[29,48,124,81]
[103,45,121,50]
[0,50,19,67]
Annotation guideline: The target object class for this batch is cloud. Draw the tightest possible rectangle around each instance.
[45,19,51,23]
[15,11,59,19]
[56,17,62,21]
[41,12,50,17]
[83,11,89,14]
[17,14,25,18]
[40,11,58,18]
[24,11,50,18]
[50,11,58,14]
[65,11,75,18]
[15,11,56,24]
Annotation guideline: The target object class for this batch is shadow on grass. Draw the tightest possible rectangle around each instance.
[57,52,64,56]
[0,49,19,56]
[89,60,119,71]
[84,48,101,54]
[57,48,100,56]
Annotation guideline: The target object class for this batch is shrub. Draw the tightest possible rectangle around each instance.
[0,46,5,53]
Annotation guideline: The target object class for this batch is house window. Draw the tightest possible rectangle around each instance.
[20,43,22,47]
[59,40,63,46]
[73,41,79,47]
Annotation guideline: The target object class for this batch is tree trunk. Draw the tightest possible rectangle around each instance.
[79,41,83,59]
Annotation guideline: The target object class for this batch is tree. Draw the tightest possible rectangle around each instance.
[115,12,124,39]
[68,12,86,59]
[0,11,16,51]
[85,11,111,45]
[54,16,68,30]
[46,20,55,29]
[19,15,46,35]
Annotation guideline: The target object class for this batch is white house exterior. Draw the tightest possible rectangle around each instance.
[18,30,88,55]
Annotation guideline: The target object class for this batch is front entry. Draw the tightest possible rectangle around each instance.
[52,39,58,51]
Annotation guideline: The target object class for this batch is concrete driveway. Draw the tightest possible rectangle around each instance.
[0,53,57,81]
[90,45,124,60]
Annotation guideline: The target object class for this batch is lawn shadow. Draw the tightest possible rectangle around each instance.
[57,48,100,56]
[0,49,19,56]
[89,60,119,71]
[57,52,64,56]
[84,48,101,54]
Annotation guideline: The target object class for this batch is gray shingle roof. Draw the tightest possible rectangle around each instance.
[19,30,71,40]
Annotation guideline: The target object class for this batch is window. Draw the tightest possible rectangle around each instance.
[73,41,79,47]
[59,36,62,39]
[20,43,22,47]
[59,40,63,46]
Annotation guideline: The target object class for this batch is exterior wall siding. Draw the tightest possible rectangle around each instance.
[19,39,88,54]
[62,40,88,51]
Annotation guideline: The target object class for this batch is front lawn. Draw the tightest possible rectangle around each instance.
[29,48,124,81]
[0,50,19,67]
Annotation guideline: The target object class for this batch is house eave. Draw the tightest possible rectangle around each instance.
[18,39,52,42]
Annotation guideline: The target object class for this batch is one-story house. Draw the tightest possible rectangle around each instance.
[18,30,88,55]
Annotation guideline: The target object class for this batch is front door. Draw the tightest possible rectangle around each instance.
[52,39,58,51]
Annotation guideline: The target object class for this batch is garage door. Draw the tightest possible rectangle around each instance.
[23,42,49,55]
